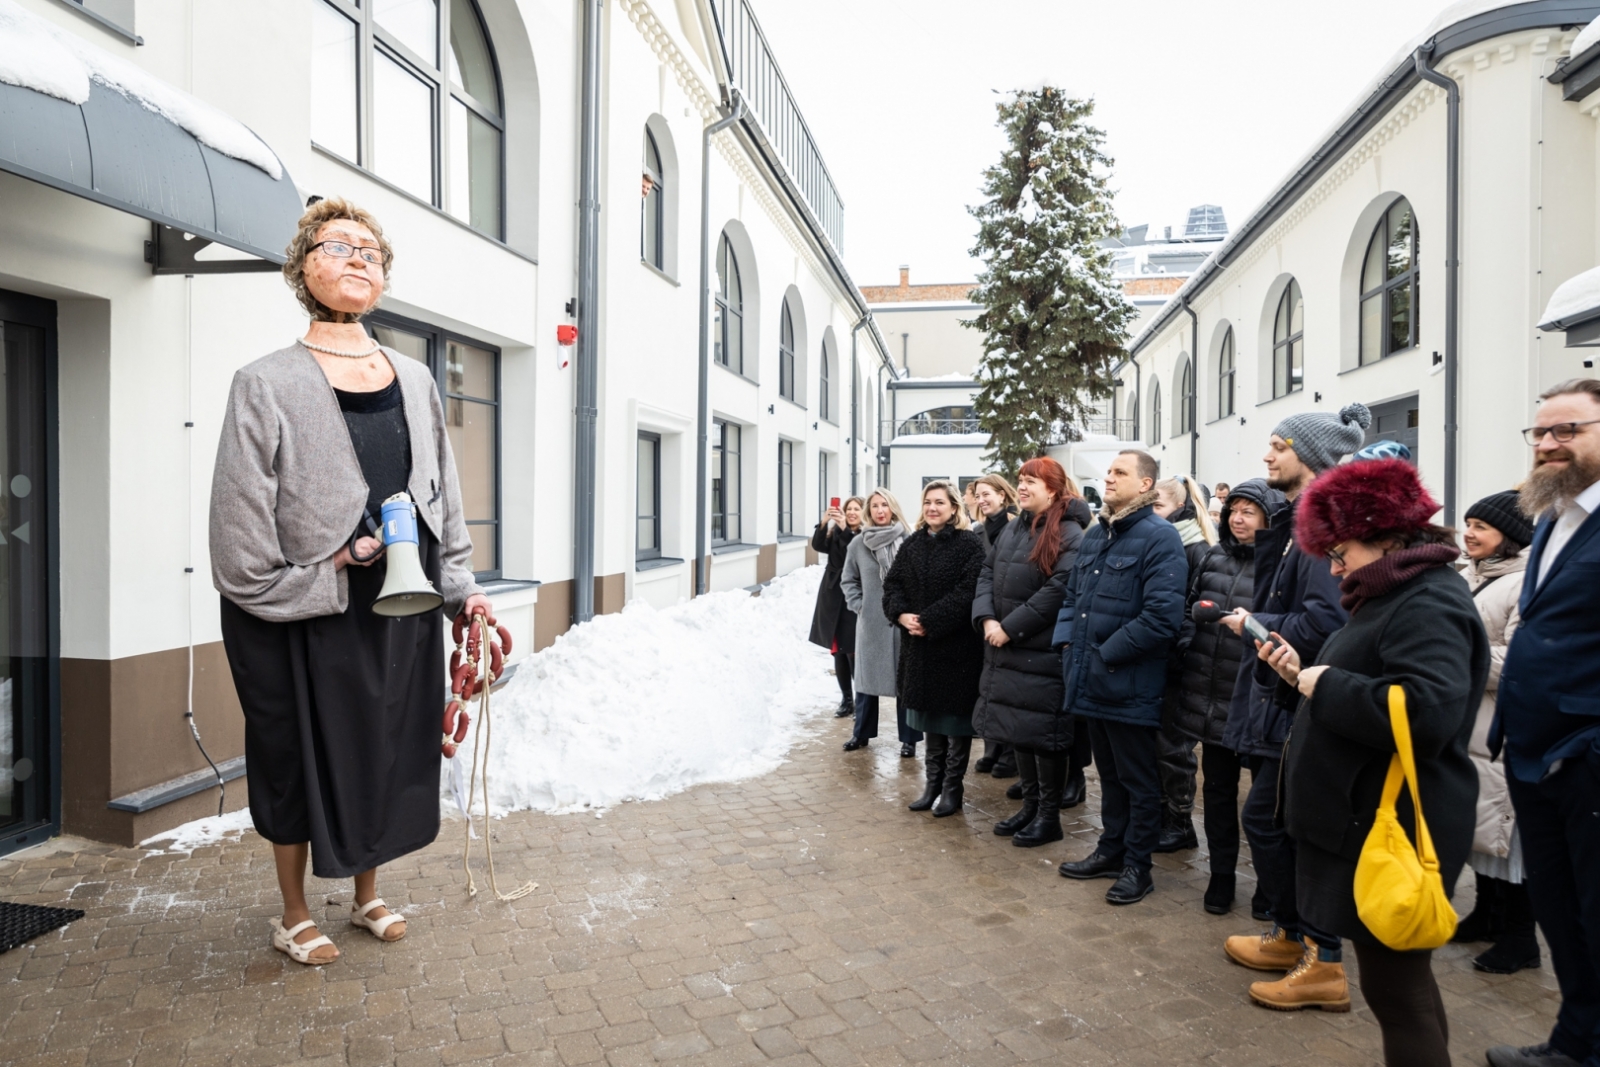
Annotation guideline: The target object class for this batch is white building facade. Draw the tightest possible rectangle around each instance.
[0,0,892,849]
[1123,0,1600,516]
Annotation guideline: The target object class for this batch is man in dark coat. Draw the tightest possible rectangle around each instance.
[1053,450,1187,905]
[1487,380,1600,1067]
[1219,404,1366,976]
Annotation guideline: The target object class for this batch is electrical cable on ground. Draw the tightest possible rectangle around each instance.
[457,613,536,901]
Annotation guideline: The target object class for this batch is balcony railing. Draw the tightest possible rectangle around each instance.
[711,0,846,252]
[1079,417,1139,440]
[884,417,985,441]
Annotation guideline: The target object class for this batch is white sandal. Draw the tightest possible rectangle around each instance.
[351,898,407,942]
[271,918,338,965]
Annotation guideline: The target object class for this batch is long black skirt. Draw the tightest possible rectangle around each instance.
[220,528,445,879]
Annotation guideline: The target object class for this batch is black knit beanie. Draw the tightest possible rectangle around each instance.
[1465,490,1534,550]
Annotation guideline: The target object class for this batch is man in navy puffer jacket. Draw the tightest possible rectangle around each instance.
[1053,450,1187,905]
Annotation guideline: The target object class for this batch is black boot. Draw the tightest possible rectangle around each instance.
[975,739,1001,774]
[835,698,853,718]
[989,746,1019,779]
[1204,873,1235,915]
[1061,765,1087,809]
[1153,810,1198,853]
[1474,882,1542,974]
[932,737,971,817]
[994,749,1039,836]
[1014,753,1065,848]
[1006,780,1025,800]
[909,734,947,811]
[1250,884,1271,922]
[1453,872,1508,943]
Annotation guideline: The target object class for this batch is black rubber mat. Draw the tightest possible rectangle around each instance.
[0,902,84,954]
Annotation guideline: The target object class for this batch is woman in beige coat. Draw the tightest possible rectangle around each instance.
[1451,490,1539,974]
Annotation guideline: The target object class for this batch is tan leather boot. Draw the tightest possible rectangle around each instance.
[1224,928,1307,971]
[1248,951,1351,1013]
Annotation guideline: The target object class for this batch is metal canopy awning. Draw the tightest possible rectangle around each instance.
[0,77,302,271]
[1539,265,1600,347]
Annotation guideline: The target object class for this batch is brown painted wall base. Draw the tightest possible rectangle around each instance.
[756,544,777,585]
[531,573,627,650]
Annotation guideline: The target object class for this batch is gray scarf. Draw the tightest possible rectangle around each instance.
[862,522,908,579]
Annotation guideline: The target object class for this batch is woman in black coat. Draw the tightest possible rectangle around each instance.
[971,458,1088,847]
[883,481,986,818]
[1255,460,1487,1067]
[970,474,1019,777]
[810,497,864,716]
[1169,478,1283,914]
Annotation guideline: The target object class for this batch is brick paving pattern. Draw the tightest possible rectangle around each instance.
[0,707,1561,1066]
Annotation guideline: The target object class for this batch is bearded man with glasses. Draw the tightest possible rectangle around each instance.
[1487,379,1600,1067]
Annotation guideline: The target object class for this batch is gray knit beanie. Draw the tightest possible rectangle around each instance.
[1272,403,1373,473]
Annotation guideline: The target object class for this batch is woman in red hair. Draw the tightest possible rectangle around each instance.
[971,457,1093,845]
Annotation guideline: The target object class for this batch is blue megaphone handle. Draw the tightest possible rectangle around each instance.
[380,495,420,546]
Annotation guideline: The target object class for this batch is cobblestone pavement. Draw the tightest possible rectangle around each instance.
[0,708,1561,1067]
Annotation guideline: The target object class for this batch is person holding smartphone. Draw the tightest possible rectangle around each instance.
[810,497,865,717]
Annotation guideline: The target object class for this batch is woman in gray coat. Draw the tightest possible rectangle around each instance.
[840,489,921,756]
[210,199,492,966]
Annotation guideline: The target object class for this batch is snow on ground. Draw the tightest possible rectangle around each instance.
[143,566,837,851]
[0,0,284,178]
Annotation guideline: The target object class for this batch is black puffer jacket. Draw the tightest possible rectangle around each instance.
[971,504,1088,750]
[882,525,986,720]
[1167,479,1285,745]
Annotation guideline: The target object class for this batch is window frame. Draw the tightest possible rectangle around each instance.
[1272,280,1304,400]
[314,0,507,240]
[818,344,832,423]
[778,302,796,402]
[714,235,744,376]
[636,431,661,562]
[1359,198,1420,366]
[1216,327,1235,420]
[642,128,664,270]
[1148,380,1162,446]
[1176,355,1193,436]
[711,418,742,545]
[777,439,795,536]
[364,308,503,580]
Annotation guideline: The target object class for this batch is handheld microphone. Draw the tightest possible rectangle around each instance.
[1193,600,1224,623]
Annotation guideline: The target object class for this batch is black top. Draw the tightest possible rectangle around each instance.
[334,377,412,519]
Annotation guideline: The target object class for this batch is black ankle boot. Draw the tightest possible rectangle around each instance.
[1153,813,1198,853]
[1453,872,1509,943]
[1474,882,1541,974]
[1006,781,1025,800]
[1204,873,1235,915]
[1061,767,1086,809]
[994,802,1038,836]
[910,734,948,812]
[932,737,971,817]
[1014,754,1065,847]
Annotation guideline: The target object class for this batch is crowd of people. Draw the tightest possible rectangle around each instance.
[806,379,1600,1067]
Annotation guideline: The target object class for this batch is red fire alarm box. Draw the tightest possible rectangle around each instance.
[556,324,578,346]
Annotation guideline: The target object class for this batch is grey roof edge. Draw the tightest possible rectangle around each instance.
[886,379,979,390]
[1548,37,1600,80]
[1124,0,1600,364]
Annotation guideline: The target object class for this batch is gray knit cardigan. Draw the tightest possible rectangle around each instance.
[209,343,482,622]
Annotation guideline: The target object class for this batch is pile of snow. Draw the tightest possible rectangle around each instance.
[143,567,838,850]
[0,0,283,179]
[446,565,837,815]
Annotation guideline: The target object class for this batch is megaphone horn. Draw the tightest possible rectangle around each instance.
[372,491,445,618]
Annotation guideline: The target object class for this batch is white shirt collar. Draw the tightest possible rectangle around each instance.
[1559,477,1600,521]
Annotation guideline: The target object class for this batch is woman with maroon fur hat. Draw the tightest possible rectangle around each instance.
[1245,459,1488,1064]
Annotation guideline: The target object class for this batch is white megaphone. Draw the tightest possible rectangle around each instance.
[372,491,444,617]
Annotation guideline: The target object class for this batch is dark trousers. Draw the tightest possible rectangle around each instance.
[1087,719,1161,871]
[1351,942,1449,1067]
[1509,758,1600,1066]
[853,694,922,745]
[1200,742,1243,877]
[1157,706,1197,819]
[833,651,854,704]
[1241,755,1340,952]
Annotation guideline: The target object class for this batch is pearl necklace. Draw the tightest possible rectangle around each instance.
[299,337,381,359]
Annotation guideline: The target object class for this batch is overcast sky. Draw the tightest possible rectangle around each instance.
[753,0,1458,288]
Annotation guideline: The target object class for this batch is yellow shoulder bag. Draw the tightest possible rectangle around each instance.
[1353,685,1458,951]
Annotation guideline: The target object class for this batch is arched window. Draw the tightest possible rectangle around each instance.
[1125,390,1138,440]
[641,129,664,269]
[1360,198,1419,365]
[779,302,796,400]
[714,235,743,374]
[312,0,505,237]
[1175,356,1194,436]
[1148,381,1163,446]
[1272,280,1304,399]
[819,343,832,421]
[1217,327,1236,419]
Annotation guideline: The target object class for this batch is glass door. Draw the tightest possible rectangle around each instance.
[0,289,58,855]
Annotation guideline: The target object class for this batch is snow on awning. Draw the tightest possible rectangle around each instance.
[1538,265,1600,347]
[0,0,301,265]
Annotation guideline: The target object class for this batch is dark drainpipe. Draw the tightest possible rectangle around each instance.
[694,91,745,597]
[1415,45,1460,525]
[572,0,602,623]
[1181,297,1199,479]
[850,317,867,496]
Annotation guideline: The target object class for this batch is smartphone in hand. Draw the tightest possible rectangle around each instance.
[1242,614,1277,652]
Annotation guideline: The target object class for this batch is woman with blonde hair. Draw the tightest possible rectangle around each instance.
[883,481,986,815]
[839,489,921,756]
[970,473,1021,778]
[211,198,493,965]
[810,496,866,717]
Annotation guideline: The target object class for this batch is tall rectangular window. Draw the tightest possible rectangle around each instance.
[817,450,830,524]
[712,420,741,544]
[373,49,435,202]
[777,440,794,536]
[367,313,502,578]
[311,1,359,160]
[637,432,660,560]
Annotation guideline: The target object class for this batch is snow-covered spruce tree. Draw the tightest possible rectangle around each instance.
[965,89,1135,475]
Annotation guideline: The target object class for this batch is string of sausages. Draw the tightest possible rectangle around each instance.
[450,611,537,902]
